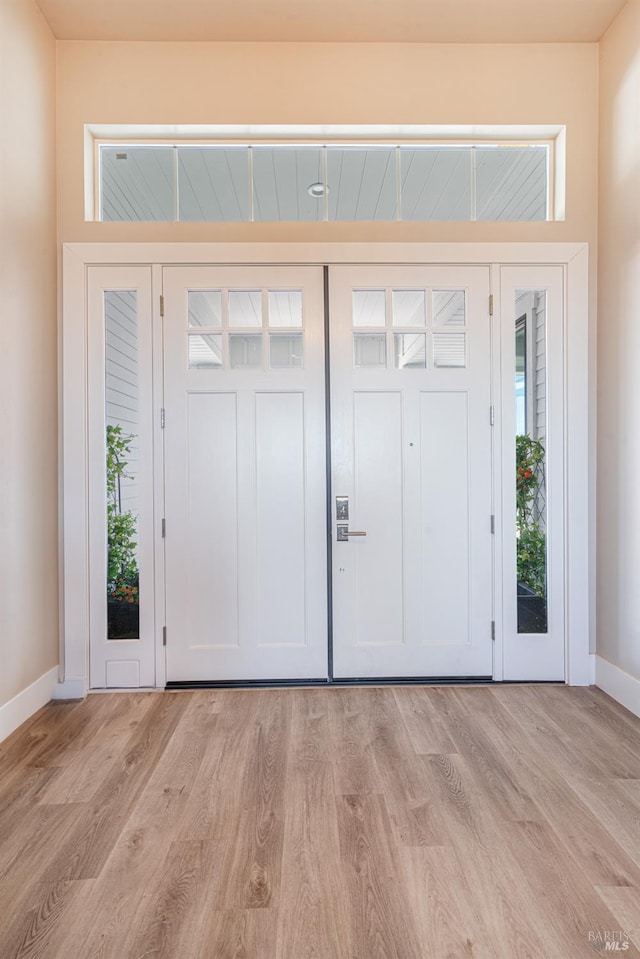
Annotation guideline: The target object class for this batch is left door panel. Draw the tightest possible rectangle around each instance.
[88,267,156,688]
[163,266,328,682]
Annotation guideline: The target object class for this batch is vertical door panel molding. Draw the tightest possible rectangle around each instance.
[255,391,307,647]
[419,390,471,647]
[352,390,405,647]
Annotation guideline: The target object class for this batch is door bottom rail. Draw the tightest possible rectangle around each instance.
[166,675,497,690]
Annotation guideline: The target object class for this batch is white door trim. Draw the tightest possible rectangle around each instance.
[60,242,590,695]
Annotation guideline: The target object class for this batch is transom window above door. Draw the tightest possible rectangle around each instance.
[91,125,562,223]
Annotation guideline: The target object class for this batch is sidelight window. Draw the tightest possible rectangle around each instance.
[515,290,548,634]
[105,291,140,640]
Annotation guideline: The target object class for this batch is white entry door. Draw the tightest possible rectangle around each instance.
[163,263,494,683]
[329,266,494,678]
[163,266,328,682]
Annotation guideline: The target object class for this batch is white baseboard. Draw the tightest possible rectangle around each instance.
[52,677,86,701]
[589,653,596,686]
[594,655,640,720]
[0,666,60,744]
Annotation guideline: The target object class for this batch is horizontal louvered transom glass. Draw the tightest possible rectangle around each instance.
[99,143,550,223]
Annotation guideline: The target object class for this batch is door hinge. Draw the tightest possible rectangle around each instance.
[491,621,496,642]
[161,518,166,538]
[490,514,495,534]
[160,408,165,429]
[490,405,495,426]
[489,294,494,316]
[163,625,167,646]
[160,294,165,317]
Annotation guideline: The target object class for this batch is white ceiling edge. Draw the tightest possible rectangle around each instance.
[86,123,566,142]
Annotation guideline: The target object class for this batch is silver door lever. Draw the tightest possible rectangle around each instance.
[337,525,367,542]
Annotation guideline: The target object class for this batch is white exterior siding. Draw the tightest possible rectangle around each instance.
[534,291,547,443]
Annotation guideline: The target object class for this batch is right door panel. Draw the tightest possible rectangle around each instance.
[330,266,494,678]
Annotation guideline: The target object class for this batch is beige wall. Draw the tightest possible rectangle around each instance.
[597,0,640,680]
[0,19,628,704]
[57,41,598,246]
[0,0,58,706]
[57,39,600,659]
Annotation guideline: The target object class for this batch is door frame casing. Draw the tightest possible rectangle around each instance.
[59,241,590,695]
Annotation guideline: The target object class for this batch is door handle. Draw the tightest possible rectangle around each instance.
[337,525,367,542]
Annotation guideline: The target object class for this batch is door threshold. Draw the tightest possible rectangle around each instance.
[166,676,495,690]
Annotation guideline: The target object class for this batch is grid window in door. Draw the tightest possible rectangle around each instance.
[185,288,306,371]
[351,287,468,369]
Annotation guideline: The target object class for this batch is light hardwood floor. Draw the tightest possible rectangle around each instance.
[1,685,640,958]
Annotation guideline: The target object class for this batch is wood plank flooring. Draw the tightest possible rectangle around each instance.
[1,685,640,957]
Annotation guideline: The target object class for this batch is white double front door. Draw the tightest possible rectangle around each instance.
[163,264,493,682]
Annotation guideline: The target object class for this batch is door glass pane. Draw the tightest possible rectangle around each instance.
[354,333,386,368]
[188,291,222,328]
[268,290,303,327]
[230,334,262,368]
[433,332,466,368]
[188,334,223,369]
[352,290,386,327]
[400,148,472,221]
[253,147,324,221]
[477,146,547,222]
[270,334,303,368]
[433,290,466,326]
[178,146,250,222]
[101,146,175,222]
[229,290,262,328]
[105,291,140,639]
[394,333,426,369]
[392,290,425,327]
[327,147,397,221]
[515,290,548,633]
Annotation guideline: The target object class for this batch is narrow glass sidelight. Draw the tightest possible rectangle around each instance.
[105,291,140,640]
[515,290,548,633]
